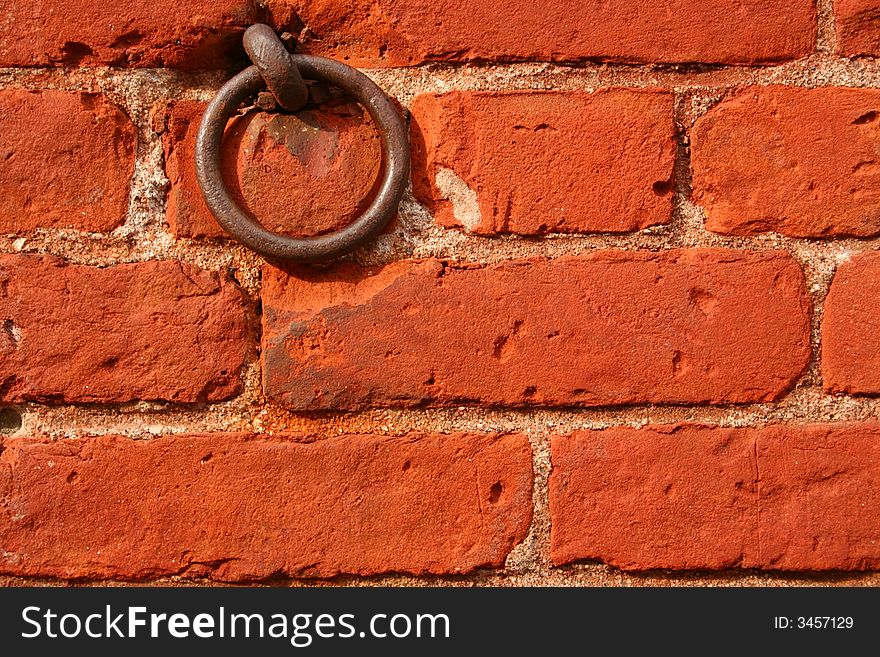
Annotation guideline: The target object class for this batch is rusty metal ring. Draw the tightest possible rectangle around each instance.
[194,57,409,263]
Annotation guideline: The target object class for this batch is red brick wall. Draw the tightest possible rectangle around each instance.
[1,1,879,586]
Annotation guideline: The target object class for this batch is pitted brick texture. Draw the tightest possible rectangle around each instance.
[0,432,533,580]
[411,90,675,235]
[0,0,297,68]
[692,87,880,237]
[286,0,816,66]
[822,252,880,395]
[0,255,252,404]
[0,90,135,233]
[262,250,810,410]
[551,424,880,571]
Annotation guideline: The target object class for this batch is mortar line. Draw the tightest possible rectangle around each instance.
[504,431,552,573]
[816,0,838,53]
[4,55,880,100]
[13,386,880,441]
[3,565,880,588]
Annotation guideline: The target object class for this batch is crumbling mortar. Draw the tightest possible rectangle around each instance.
[816,0,838,54]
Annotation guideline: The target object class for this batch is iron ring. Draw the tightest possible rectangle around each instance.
[194,56,410,263]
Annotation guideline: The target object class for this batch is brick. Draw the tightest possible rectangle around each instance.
[0,1,297,68]
[837,0,880,57]
[551,426,755,570]
[0,90,135,233]
[822,252,880,395]
[692,87,880,237]
[289,0,816,66]
[756,424,880,570]
[411,90,675,236]
[550,423,880,571]
[0,255,252,404]
[262,250,810,410]
[0,432,533,580]
[162,100,381,239]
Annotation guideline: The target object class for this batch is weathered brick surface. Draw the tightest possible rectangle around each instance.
[836,0,880,57]
[0,255,252,404]
[0,90,135,233]
[0,432,533,580]
[289,0,816,66]
[262,250,810,410]
[756,424,880,570]
[161,100,382,238]
[691,87,880,237]
[411,90,675,235]
[551,424,880,571]
[822,252,880,395]
[0,0,875,589]
[0,0,297,68]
